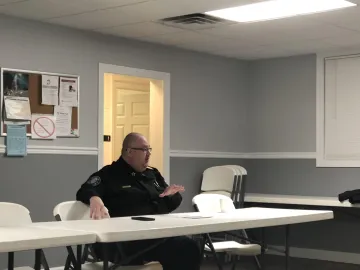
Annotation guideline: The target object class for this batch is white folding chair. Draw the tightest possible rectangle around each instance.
[192,194,261,270]
[199,166,262,269]
[53,201,162,270]
[0,202,49,270]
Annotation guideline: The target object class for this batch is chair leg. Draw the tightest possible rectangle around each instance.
[203,234,223,270]
[64,255,72,270]
[40,250,50,270]
[241,229,262,270]
[231,255,237,270]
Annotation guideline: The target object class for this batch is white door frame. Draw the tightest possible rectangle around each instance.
[98,63,171,183]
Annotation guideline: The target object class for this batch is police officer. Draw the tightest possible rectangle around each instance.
[76,132,201,270]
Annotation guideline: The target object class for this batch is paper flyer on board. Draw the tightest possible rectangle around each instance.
[59,77,78,107]
[4,96,31,120]
[31,114,56,140]
[6,124,27,156]
[54,105,72,136]
[41,75,59,105]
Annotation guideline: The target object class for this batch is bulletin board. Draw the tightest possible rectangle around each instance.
[0,67,80,137]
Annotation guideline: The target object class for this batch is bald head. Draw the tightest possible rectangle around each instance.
[121,132,144,155]
[121,132,151,172]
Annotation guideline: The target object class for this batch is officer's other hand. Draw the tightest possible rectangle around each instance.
[90,196,110,220]
[159,184,185,197]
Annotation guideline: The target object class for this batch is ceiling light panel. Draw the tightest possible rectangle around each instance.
[205,0,356,23]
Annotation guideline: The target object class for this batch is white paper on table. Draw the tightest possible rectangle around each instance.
[41,75,59,105]
[31,114,56,140]
[54,105,72,136]
[59,77,78,107]
[4,96,31,120]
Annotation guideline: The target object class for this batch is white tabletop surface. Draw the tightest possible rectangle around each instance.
[31,207,333,243]
[0,226,96,252]
[245,193,359,207]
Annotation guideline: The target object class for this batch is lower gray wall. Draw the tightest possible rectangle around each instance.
[245,158,360,256]
[0,155,247,268]
[246,159,360,197]
[0,154,98,268]
[1,155,359,268]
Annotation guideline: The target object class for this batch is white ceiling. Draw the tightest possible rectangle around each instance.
[1,0,360,59]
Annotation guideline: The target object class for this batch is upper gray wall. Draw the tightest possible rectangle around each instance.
[0,15,249,152]
[248,55,316,152]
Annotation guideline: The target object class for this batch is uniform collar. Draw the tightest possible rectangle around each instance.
[116,156,148,177]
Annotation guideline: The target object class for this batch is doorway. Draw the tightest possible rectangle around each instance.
[98,64,170,182]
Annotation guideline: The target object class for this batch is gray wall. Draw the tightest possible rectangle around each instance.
[0,14,249,268]
[248,54,316,152]
[1,13,359,268]
[0,14,249,152]
[247,54,360,197]
[246,54,360,259]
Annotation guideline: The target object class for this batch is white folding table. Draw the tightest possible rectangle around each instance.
[0,226,96,270]
[30,207,333,270]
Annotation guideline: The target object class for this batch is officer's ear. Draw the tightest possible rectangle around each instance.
[126,148,133,156]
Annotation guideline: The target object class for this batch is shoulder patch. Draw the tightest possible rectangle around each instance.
[86,176,101,186]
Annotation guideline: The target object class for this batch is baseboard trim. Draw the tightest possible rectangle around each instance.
[0,145,98,155]
[269,245,360,265]
[170,150,316,159]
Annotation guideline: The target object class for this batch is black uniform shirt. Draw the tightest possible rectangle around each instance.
[76,157,182,217]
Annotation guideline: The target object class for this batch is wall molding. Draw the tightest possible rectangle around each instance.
[0,145,98,155]
[269,245,360,265]
[0,147,316,158]
[170,150,316,159]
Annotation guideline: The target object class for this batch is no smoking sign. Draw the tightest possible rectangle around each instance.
[31,114,56,139]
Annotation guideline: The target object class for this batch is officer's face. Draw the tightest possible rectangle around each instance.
[129,136,151,171]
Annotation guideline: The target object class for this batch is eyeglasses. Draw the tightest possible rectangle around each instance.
[129,147,152,153]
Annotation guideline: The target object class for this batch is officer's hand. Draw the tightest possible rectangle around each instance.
[89,196,110,220]
[159,184,185,197]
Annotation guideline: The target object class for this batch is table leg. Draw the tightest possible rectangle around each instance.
[102,244,109,270]
[285,225,290,270]
[35,249,41,270]
[76,245,82,270]
[8,252,14,270]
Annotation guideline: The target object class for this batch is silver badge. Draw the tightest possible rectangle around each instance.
[87,176,101,186]
[131,172,136,176]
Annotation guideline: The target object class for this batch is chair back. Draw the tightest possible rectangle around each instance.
[201,166,235,193]
[53,201,91,221]
[192,193,236,213]
[200,165,247,208]
[0,202,32,226]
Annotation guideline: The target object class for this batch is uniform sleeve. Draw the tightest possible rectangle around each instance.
[154,169,182,212]
[76,166,111,205]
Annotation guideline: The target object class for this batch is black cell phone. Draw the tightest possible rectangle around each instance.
[131,216,155,221]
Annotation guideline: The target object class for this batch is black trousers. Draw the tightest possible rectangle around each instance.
[95,236,201,270]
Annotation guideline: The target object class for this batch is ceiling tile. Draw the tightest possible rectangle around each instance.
[322,33,360,47]
[309,5,360,32]
[201,17,358,46]
[97,22,184,38]
[110,0,255,26]
[275,39,337,54]
[0,0,26,5]
[0,0,148,20]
